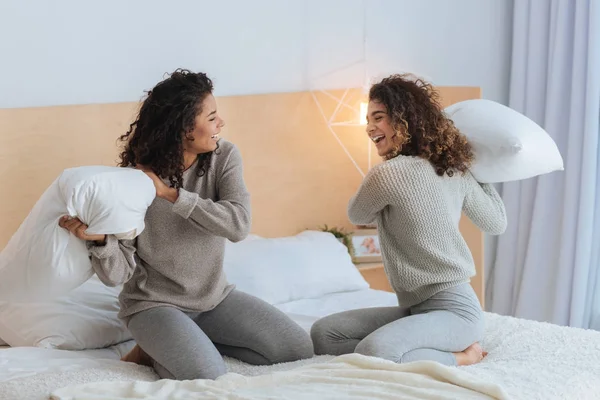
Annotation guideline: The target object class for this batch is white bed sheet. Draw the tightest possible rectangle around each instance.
[276,287,399,316]
[0,340,135,382]
[2,289,600,400]
[274,289,398,332]
[277,289,600,400]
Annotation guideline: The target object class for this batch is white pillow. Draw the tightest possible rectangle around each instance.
[0,166,155,302]
[224,230,369,305]
[0,276,131,350]
[445,99,564,183]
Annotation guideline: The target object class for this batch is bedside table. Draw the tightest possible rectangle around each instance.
[356,263,393,292]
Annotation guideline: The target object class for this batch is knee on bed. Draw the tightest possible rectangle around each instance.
[159,357,227,381]
[310,318,335,355]
[354,337,398,362]
[173,366,225,381]
[289,335,314,362]
[264,326,314,363]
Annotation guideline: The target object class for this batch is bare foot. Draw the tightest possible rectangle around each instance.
[121,344,153,367]
[453,342,486,366]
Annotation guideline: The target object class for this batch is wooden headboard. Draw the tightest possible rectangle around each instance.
[0,86,484,303]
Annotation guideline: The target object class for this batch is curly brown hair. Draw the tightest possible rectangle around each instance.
[369,74,473,177]
[118,69,217,189]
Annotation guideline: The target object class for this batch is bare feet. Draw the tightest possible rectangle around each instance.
[453,342,487,366]
[121,344,153,367]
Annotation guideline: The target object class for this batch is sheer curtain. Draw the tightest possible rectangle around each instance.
[486,0,600,328]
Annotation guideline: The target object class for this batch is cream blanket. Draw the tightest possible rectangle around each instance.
[51,353,509,400]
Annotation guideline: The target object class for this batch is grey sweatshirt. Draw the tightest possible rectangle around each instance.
[88,140,251,323]
[348,155,507,308]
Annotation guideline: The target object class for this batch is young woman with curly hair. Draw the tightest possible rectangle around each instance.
[59,69,313,380]
[311,74,507,366]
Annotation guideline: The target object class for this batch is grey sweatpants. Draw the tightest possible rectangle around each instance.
[127,290,314,380]
[310,283,483,366]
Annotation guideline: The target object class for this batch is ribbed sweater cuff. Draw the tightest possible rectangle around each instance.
[172,189,198,219]
[87,235,119,259]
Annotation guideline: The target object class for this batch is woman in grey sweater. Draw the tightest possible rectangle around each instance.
[59,69,313,380]
[310,75,507,367]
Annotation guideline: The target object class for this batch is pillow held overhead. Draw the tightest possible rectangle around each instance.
[445,99,564,183]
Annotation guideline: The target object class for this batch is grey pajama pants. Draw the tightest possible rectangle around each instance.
[310,283,484,366]
[127,290,314,380]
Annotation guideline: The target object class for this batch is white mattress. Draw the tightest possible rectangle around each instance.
[2,289,600,400]
[275,288,399,317]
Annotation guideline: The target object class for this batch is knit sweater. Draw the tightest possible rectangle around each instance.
[348,156,506,308]
[88,140,251,323]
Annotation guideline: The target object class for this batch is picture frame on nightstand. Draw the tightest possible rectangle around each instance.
[351,229,382,263]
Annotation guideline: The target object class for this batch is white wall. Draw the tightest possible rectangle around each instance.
[1,0,512,281]
[0,0,513,109]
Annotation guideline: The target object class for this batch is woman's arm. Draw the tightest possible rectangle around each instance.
[88,236,137,287]
[463,177,507,235]
[348,165,392,225]
[171,146,251,242]
[59,216,136,286]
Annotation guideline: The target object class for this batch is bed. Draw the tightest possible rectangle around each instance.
[1,88,600,399]
[2,289,600,399]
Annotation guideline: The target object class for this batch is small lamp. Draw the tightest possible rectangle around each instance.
[359,101,368,126]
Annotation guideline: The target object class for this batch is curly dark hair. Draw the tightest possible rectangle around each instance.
[118,69,216,188]
[369,74,474,177]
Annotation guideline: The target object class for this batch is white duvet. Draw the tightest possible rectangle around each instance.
[2,289,600,400]
[50,353,508,400]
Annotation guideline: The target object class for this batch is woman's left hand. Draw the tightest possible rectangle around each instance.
[137,167,179,203]
[59,216,106,243]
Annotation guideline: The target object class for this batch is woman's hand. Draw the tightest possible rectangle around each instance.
[137,167,179,203]
[59,216,106,244]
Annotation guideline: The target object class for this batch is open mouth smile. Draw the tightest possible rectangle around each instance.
[371,135,385,144]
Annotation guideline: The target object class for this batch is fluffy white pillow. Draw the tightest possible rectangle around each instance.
[224,230,369,305]
[0,276,130,350]
[445,99,564,183]
[0,166,155,302]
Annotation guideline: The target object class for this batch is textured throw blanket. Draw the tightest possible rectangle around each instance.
[51,353,509,400]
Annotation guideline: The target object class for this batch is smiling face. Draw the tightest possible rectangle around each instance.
[365,73,475,177]
[365,100,400,158]
[183,94,225,155]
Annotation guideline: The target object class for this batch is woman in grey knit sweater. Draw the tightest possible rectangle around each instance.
[59,69,313,380]
[311,75,507,367]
